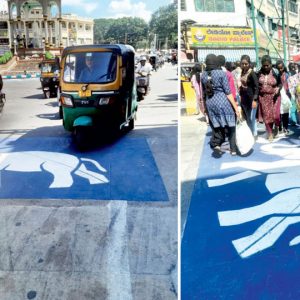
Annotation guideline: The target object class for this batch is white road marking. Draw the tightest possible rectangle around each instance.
[212,142,300,258]
[106,201,132,300]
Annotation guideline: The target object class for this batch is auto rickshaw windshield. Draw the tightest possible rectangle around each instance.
[40,63,59,73]
[63,51,117,84]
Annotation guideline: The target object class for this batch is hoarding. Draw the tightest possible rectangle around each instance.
[191,27,254,47]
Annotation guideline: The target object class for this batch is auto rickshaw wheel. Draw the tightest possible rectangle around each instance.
[74,126,88,150]
[128,118,134,130]
[59,106,63,119]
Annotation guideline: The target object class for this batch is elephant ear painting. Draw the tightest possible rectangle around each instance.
[0,151,109,188]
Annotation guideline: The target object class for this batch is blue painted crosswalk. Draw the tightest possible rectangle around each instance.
[0,136,168,201]
[182,132,300,299]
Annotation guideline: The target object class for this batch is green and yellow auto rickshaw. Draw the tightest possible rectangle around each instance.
[39,58,60,98]
[59,44,138,146]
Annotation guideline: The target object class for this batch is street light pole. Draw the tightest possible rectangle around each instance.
[251,0,259,67]
[281,0,287,65]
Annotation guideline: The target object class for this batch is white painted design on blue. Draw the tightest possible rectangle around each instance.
[207,170,260,187]
[289,235,300,246]
[0,151,108,188]
[212,142,300,258]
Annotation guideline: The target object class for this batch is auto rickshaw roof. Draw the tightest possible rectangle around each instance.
[61,44,135,57]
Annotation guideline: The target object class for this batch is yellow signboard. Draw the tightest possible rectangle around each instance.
[191,27,254,47]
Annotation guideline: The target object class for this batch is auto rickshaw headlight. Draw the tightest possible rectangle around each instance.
[99,97,110,105]
[61,94,73,107]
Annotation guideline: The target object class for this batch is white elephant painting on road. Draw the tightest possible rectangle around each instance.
[0,151,109,188]
[206,141,300,259]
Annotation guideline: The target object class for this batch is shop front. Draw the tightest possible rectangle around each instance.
[190,26,256,64]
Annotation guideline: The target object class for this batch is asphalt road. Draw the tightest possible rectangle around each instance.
[0,63,178,300]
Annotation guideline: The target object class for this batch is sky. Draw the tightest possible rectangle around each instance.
[0,0,173,23]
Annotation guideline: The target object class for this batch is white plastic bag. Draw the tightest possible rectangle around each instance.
[280,88,292,113]
[235,119,255,155]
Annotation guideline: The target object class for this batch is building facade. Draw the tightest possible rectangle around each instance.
[180,0,300,64]
[0,0,93,50]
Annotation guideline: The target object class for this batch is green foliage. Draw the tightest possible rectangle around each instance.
[45,51,54,59]
[94,17,148,49]
[149,3,178,49]
[0,51,13,64]
[93,4,177,50]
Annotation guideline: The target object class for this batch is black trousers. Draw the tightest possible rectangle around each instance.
[241,103,252,130]
[210,126,237,152]
[279,113,289,131]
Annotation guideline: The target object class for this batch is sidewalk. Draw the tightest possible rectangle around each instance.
[180,111,207,235]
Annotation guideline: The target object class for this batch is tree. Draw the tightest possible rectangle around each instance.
[94,17,148,49]
[149,3,178,49]
[94,19,115,44]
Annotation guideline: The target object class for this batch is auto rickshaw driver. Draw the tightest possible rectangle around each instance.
[78,53,97,82]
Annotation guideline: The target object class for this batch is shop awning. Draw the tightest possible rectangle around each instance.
[197,48,257,63]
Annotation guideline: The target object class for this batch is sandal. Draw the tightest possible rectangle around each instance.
[213,146,223,155]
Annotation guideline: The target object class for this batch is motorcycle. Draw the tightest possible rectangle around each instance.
[136,71,150,101]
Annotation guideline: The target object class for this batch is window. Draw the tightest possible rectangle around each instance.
[194,0,235,12]
[257,11,265,27]
[268,17,273,33]
[289,0,298,13]
[181,0,186,11]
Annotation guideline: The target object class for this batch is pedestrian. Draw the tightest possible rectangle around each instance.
[232,61,242,103]
[239,55,259,139]
[190,63,208,122]
[257,55,281,142]
[287,62,300,126]
[276,60,292,135]
[201,54,240,156]
[217,55,237,101]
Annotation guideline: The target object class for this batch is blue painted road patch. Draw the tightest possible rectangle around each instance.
[0,136,168,201]
[182,133,300,299]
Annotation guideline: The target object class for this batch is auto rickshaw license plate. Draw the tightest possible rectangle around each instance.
[79,90,91,97]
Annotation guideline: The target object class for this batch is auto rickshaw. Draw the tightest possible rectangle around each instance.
[59,44,138,146]
[39,58,60,98]
[180,62,198,115]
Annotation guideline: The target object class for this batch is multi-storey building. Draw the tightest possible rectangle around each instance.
[180,0,300,64]
[246,0,300,62]
[0,0,93,51]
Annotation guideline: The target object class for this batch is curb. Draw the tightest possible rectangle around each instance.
[3,73,41,79]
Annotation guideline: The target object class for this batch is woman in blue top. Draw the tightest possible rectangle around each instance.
[201,54,240,156]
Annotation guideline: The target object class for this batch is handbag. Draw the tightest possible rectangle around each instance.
[235,118,255,155]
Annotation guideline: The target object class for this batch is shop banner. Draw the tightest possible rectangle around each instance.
[191,27,254,47]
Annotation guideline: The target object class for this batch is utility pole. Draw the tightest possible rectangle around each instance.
[281,0,287,64]
[251,0,259,67]
[285,0,290,61]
